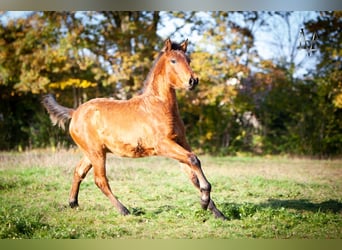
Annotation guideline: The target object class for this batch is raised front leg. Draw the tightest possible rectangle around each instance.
[157,139,225,219]
[180,163,226,220]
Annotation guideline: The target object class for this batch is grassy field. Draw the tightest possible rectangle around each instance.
[0,149,341,239]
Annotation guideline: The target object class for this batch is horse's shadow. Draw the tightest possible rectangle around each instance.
[219,198,342,220]
[128,199,342,219]
[260,198,342,213]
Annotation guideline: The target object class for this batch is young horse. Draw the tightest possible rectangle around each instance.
[42,38,226,220]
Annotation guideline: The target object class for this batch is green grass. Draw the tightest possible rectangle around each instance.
[0,150,341,239]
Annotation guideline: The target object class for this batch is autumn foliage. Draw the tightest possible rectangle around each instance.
[0,11,341,157]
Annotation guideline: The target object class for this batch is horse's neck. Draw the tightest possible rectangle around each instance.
[143,76,179,112]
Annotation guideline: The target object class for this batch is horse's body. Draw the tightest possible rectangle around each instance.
[42,38,226,220]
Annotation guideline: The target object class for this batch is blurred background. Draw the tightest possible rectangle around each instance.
[0,11,341,157]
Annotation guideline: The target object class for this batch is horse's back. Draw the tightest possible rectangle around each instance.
[69,97,161,157]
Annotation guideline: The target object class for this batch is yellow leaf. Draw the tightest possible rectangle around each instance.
[333,92,342,108]
[49,78,97,90]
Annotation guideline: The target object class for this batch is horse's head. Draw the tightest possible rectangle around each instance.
[159,38,199,90]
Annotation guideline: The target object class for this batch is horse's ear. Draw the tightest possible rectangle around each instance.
[180,39,188,52]
[163,38,172,52]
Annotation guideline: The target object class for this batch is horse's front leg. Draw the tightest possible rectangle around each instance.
[179,163,226,219]
[175,136,226,219]
[157,139,224,218]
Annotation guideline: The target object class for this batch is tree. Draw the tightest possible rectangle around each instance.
[304,11,342,156]
[0,11,161,150]
[0,11,341,156]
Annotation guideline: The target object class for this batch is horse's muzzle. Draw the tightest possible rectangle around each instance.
[189,77,199,90]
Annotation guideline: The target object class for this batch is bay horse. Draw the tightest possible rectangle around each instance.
[42,38,226,220]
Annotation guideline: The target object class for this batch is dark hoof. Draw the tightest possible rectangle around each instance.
[200,198,210,210]
[214,210,227,220]
[69,200,79,208]
[208,200,227,220]
[120,206,130,216]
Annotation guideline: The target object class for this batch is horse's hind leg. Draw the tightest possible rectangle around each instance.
[69,156,93,208]
[88,150,130,216]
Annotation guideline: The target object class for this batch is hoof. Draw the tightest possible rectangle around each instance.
[200,198,210,210]
[69,200,79,208]
[208,199,227,220]
[214,210,227,220]
[200,184,211,210]
[120,206,130,216]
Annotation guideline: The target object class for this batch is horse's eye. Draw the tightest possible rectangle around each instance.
[170,59,177,64]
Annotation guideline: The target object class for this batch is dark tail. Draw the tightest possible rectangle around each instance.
[42,94,74,130]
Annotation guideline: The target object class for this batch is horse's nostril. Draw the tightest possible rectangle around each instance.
[189,77,199,86]
[189,77,199,90]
